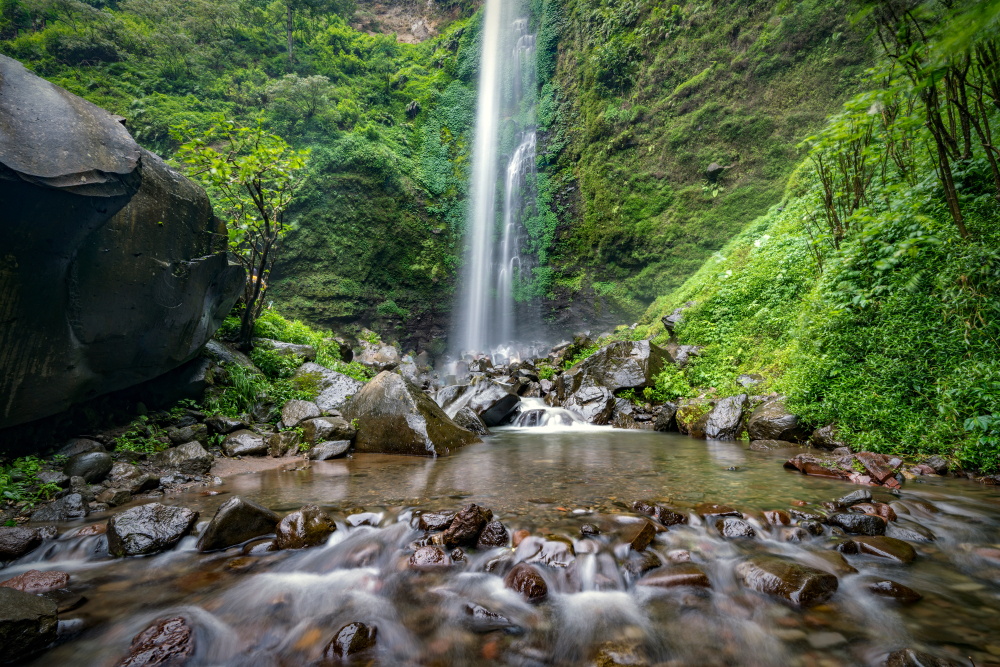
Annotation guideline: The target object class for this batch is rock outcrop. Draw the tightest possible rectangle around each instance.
[0,54,244,429]
[293,363,365,413]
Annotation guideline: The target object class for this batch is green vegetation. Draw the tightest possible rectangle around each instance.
[114,416,170,454]
[644,365,692,403]
[0,457,62,506]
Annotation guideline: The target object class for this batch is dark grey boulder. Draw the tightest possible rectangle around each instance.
[165,423,208,446]
[0,587,58,663]
[673,345,703,369]
[836,489,872,506]
[35,471,70,488]
[197,495,279,552]
[436,377,520,426]
[702,394,748,440]
[205,414,249,435]
[829,513,885,536]
[62,451,113,483]
[106,462,159,494]
[0,55,244,430]
[344,372,481,456]
[562,340,670,392]
[294,363,365,413]
[31,493,89,521]
[653,402,678,431]
[310,440,351,460]
[117,616,195,667]
[152,441,214,475]
[254,338,316,362]
[810,424,846,450]
[281,400,321,428]
[222,430,267,457]
[562,383,616,424]
[453,406,490,435]
[107,503,199,556]
[55,438,105,459]
[736,556,838,608]
[747,398,807,442]
[301,417,356,445]
[0,527,42,561]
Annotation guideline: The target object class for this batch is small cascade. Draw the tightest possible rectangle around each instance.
[497,131,536,344]
[508,397,591,428]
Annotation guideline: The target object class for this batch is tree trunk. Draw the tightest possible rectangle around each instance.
[286,4,294,65]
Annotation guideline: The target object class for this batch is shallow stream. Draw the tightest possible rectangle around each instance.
[11,427,1000,666]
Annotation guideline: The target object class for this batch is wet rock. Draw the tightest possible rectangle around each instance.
[274,505,335,549]
[855,451,904,484]
[869,580,922,603]
[106,463,159,495]
[810,550,858,575]
[622,551,662,579]
[68,475,95,503]
[266,431,301,457]
[441,503,493,547]
[619,519,656,551]
[923,456,949,475]
[885,521,935,542]
[703,394,748,440]
[836,489,872,506]
[504,563,547,602]
[632,500,688,526]
[885,648,958,667]
[736,556,838,607]
[344,372,481,456]
[852,502,897,522]
[437,377,521,426]
[512,529,531,547]
[637,562,711,588]
[241,539,278,555]
[717,517,756,538]
[63,451,113,483]
[309,440,350,460]
[293,363,365,413]
[673,345,703,369]
[0,527,42,561]
[118,616,194,667]
[324,622,377,659]
[800,521,825,536]
[0,569,69,593]
[696,503,741,518]
[346,512,381,528]
[279,400,320,428]
[254,338,316,362]
[611,399,641,430]
[205,415,248,435]
[165,423,208,446]
[828,513,885,536]
[810,424,846,450]
[56,438,105,459]
[476,521,509,549]
[417,511,455,532]
[222,430,267,457]
[95,488,131,507]
[675,398,711,434]
[0,587,58,663]
[107,503,198,557]
[152,441,214,475]
[518,536,576,567]
[747,398,807,442]
[750,440,798,451]
[782,527,809,541]
[581,523,601,536]
[764,510,791,525]
[31,493,90,521]
[784,453,849,479]
[301,416,356,445]
[464,603,513,633]
[850,536,917,562]
[409,545,453,570]
[197,495,279,552]
[653,402,678,431]
[453,406,490,436]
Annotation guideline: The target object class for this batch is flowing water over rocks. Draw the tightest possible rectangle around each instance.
[6,429,1000,666]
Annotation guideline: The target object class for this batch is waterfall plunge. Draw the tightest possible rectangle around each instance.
[457,1,538,357]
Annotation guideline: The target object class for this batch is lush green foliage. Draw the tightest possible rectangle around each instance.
[0,457,61,506]
[644,365,692,403]
[114,416,170,454]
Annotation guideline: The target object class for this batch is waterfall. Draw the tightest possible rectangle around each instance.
[456,0,538,357]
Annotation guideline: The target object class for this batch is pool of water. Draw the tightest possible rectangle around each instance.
[11,428,1000,666]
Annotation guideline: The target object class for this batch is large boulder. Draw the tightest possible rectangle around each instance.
[735,556,838,607]
[560,341,670,394]
[293,363,365,413]
[309,440,351,460]
[343,372,481,456]
[197,495,279,552]
[62,451,113,483]
[107,503,199,557]
[0,587,58,663]
[280,400,320,428]
[152,441,214,476]
[0,55,244,429]
[222,430,268,457]
[700,394,748,440]
[453,406,490,436]
[436,377,520,427]
[747,397,808,442]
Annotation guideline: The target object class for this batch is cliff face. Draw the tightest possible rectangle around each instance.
[0,55,244,429]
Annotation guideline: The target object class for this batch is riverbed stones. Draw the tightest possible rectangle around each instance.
[810,550,858,575]
[849,536,917,562]
[504,563,547,602]
[868,580,922,603]
[702,394,748,440]
[810,424,846,450]
[31,493,89,521]
[198,496,279,552]
[828,513,886,536]
[442,503,493,547]
[0,527,42,561]
[632,500,688,526]
[747,398,807,442]
[0,587,58,663]
[885,649,958,667]
[118,616,194,667]
[0,569,69,594]
[855,451,904,484]
[637,562,711,589]
[344,372,481,456]
[152,441,213,475]
[452,406,490,435]
[324,622,377,659]
[886,521,935,542]
[619,519,656,551]
[222,430,267,457]
[300,416,356,445]
[107,503,199,557]
[736,556,838,607]
[274,505,335,549]
[293,363,365,413]
[309,440,351,460]
[622,551,663,579]
[718,517,757,539]
[476,521,509,549]
[923,455,949,475]
[62,451,113,483]
[852,502,897,522]
[409,546,453,570]
[836,489,872,506]
[96,488,132,507]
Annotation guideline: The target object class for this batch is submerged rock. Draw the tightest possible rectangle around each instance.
[293,362,365,413]
[868,580,922,603]
[637,563,711,589]
[0,587,58,663]
[107,503,199,557]
[632,500,688,526]
[197,496,279,552]
[695,503,741,518]
[409,545,454,570]
[504,563,547,602]
[736,556,838,607]
[0,527,42,561]
[750,440,798,451]
[849,536,916,562]
[324,622,377,659]
[343,372,481,456]
[621,551,663,579]
[152,441,213,475]
[0,569,69,594]
[441,503,493,547]
[274,505,335,549]
[117,616,194,667]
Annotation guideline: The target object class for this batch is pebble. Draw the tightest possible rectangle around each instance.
[807,632,846,649]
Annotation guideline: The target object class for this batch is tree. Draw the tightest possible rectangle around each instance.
[265,73,334,118]
[173,116,310,350]
[283,0,355,64]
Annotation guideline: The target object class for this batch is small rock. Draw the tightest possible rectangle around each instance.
[205,415,248,435]
[476,520,509,549]
[222,430,268,457]
[810,550,858,575]
[165,423,208,446]
[72,523,106,537]
[885,521,935,543]
[622,550,662,579]
[152,441,214,475]
[0,569,69,593]
[717,517,756,538]
[118,616,194,667]
[242,539,278,555]
[274,505,335,549]
[632,500,688,526]
[36,471,70,488]
[637,562,710,588]
[63,451,113,483]
[106,462,159,494]
[107,503,199,557]
[511,528,531,547]
[0,527,42,561]
[835,489,872,507]
[96,488,132,507]
[441,503,493,547]
[417,511,455,532]
[323,622,377,659]
[747,397,806,442]
[695,503,741,518]
[197,495,280,552]
[868,580,922,603]
[619,520,656,551]
[453,406,490,436]
[409,545,453,570]
[580,524,600,536]
[810,424,846,450]
[31,493,90,521]
[736,556,838,607]
[0,587,58,663]
[504,563,547,602]
[850,536,916,562]
[763,510,791,525]
[266,431,301,457]
[828,513,886,536]
[653,403,678,431]
[309,440,351,460]
[464,603,513,633]
[280,400,321,428]
[923,456,949,475]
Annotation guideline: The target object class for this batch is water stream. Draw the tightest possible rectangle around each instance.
[12,430,1000,666]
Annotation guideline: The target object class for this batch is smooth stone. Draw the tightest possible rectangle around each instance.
[696,503,741,517]
[464,603,513,633]
[62,451,113,483]
[702,394,748,440]
[869,579,922,603]
[107,503,199,557]
[518,536,576,568]
[309,440,350,460]
[324,622,377,659]
[0,527,42,561]
[886,521,935,542]
[0,569,69,593]
[117,616,194,667]
[718,517,757,538]
[241,539,278,555]
[197,495,279,552]
[408,546,453,570]
[417,511,455,532]
[637,562,711,588]
[809,550,858,575]
[619,519,656,551]
[747,397,806,441]
[152,441,214,475]
[504,563,547,602]
[828,512,885,535]
[807,632,846,649]
[95,488,131,507]
[835,489,873,506]
[736,556,839,607]
[0,587,58,663]
[274,505,335,549]
[165,423,208,446]
[55,438,105,459]
[580,524,601,536]
[36,471,70,488]
[441,503,493,548]
[850,536,917,562]
[622,551,663,579]
[205,415,248,435]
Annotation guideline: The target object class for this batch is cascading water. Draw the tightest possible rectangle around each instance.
[456,0,538,357]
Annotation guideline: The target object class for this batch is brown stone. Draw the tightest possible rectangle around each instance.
[408,546,453,570]
[511,529,531,547]
[619,520,656,551]
[637,563,711,589]
[476,521,509,549]
[632,500,688,526]
[0,526,42,561]
[695,503,741,518]
[118,616,194,667]
[441,503,493,547]
[417,510,455,532]
[852,536,917,562]
[886,649,958,667]
[868,580,922,603]
[274,505,336,550]
[504,563,547,602]
[736,556,838,608]
[763,510,791,525]
[323,622,377,659]
[0,569,69,593]
[73,523,107,537]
